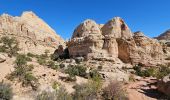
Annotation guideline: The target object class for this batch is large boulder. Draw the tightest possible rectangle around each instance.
[0,11,64,54]
[157,74,170,96]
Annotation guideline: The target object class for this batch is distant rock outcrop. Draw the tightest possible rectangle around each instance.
[0,11,64,54]
[67,17,165,66]
[157,29,170,40]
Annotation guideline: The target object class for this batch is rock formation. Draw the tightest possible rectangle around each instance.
[67,17,165,66]
[157,74,170,97]
[157,29,170,40]
[0,11,64,54]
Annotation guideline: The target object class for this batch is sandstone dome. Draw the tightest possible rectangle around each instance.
[101,17,132,39]
[72,19,101,38]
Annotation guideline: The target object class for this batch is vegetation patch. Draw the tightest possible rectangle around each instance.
[6,54,38,90]
[0,36,19,57]
[0,81,13,100]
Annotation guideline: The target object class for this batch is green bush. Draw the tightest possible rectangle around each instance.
[27,52,36,58]
[59,63,65,69]
[36,86,72,100]
[65,65,87,77]
[73,79,102,100]
[47,61,54,68]
[36,91,56,100]
[156,66,170,79]
[0,36,19,57]
[15,54,32,66]
[37,57,47,66]
[133,65,156,77]
[55,87,72,100]
[102,81,128,100]
[89,69,101,80]
[36,53,50,65]
[0,81,13,100]
[23,73,38,90]
[133,64,170,79]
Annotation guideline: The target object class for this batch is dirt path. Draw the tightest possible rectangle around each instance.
[127,78,167,100]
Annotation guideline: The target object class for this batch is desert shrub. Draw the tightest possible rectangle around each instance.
[89,69,101,80]
[98,66,103,70]
[73,78,102,100]
[36,51,53,66]
[47,60,58,70]
[27,52,36,58]
[7,54,38,90]
[50,53,59,61]
[134,65,170,78]
[52,81,61,91]
[65,65,87,77]
[102,80,128,100]
[0,81,13,100]
[129,74,135,82]
[36,91,56,100]
[155,65,170,79]
[22,73,38,90]
[37,85,72,100]
[0,36,19,57]
[59,63,65,69]
[15,54,32,66]
[37,57,47,65]
[133,65,156,77]
[55,87,72,100]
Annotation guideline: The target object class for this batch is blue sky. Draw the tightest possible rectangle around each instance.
[0,0,170,40]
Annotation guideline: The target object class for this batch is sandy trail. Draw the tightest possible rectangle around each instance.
[127,78,167,100]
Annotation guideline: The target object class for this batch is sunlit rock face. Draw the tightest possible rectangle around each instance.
[67,18,119,61]
[0,11,64,54]
[67,17,165,66]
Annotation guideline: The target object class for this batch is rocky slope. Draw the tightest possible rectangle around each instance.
[157,29,170,40]
[0,11,64,54]
[67,17,165,66]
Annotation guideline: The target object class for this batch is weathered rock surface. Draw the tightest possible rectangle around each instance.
[0,11,64,54]
[157,29,170,40]
[118,31,164,66]
[67,18,165,66]
[67,18,121,61]
[101,17,132,39]
[0,53,6,63]
[157,74,170,96]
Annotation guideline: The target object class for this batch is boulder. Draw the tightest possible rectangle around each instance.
[157,74,170,96]
[0,53,6,63]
